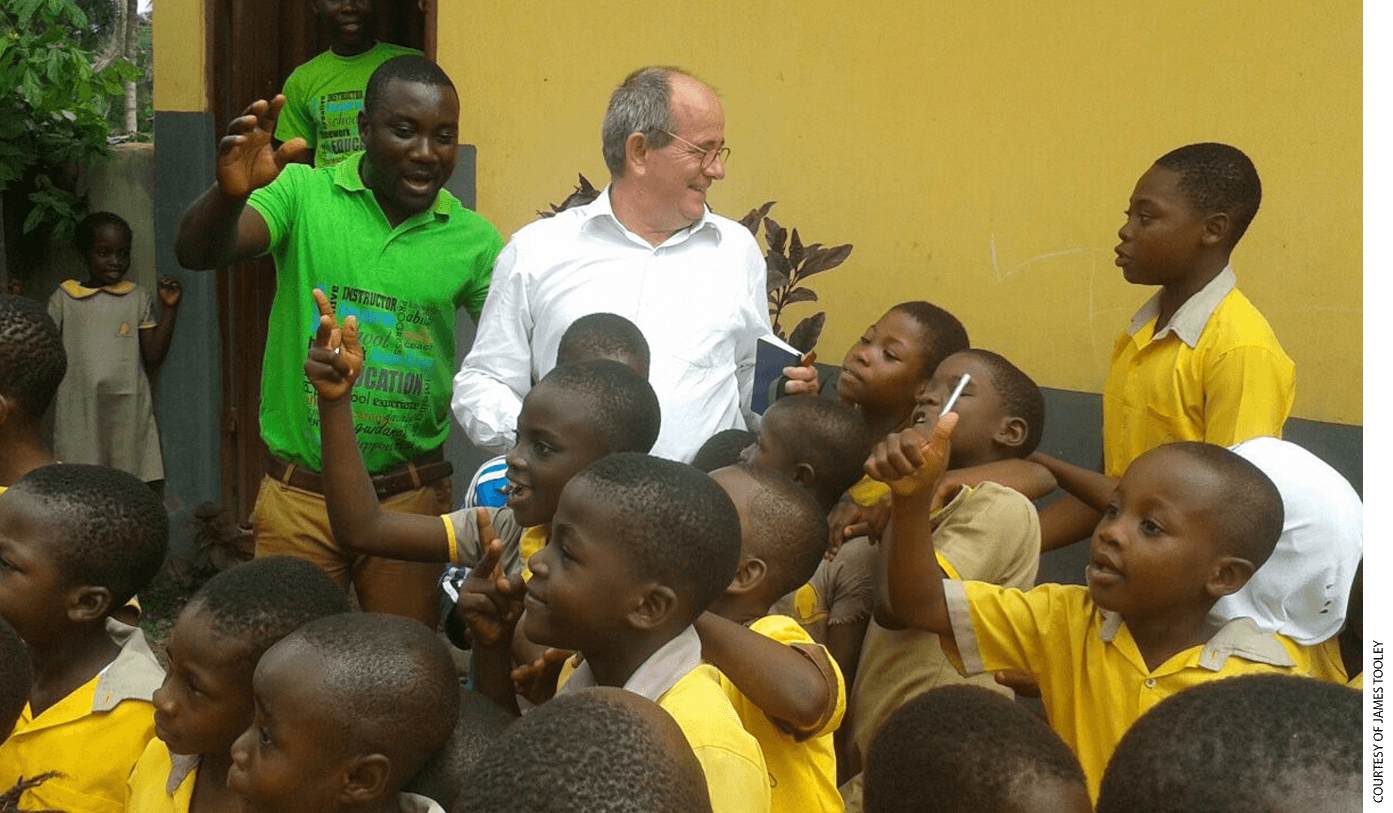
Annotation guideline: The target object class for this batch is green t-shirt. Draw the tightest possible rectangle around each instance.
[248,152,503,473]
[275,41,420,167]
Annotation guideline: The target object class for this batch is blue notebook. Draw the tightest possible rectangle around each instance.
[753,335,800,414]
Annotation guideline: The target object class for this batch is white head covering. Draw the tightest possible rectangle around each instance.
[1213,437,1363,644]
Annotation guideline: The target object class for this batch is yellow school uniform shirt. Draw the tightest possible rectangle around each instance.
[847,475,889,508]
[125,739,198,813]
[0,620,163,813]
[1101,266,1294,477]
[1303,638,1359,691]
[557,629,772,813]
[943,580,1346,801]
[658,663,773,813]
[716,614,845,813]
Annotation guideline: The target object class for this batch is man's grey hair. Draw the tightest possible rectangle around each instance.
[601,66,688,177]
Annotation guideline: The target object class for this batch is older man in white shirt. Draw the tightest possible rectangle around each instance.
[452,66,771,463]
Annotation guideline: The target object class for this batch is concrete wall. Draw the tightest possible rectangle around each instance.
[151,0,222,554]
[438,1,1361,432]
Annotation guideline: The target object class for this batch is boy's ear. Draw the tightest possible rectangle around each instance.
[789,462,817,491]
[1205,555,1256,598]
[340,753,393,805]
[727,556,767,596]
[66,585,113,625]
[992,416,1029,452]
[0,394,12,427]
[627,583,678,632]
[1200,211,1233,247]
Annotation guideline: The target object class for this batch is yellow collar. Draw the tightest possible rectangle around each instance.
[60,279,137,299]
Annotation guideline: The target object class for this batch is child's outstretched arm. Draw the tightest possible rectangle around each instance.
[1030,452,1117,513]
[455,522,526,716]
[934,457,1057,508]
[139,276,182,366]
[305,288,452,562]
[695,612,839,736]
[866,413,959,636]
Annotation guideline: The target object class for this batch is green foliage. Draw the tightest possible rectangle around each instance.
[0,0,137,240]
[739,201,852,354]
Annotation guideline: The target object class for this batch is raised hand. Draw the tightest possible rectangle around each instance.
[157,275,183,308]
[865,412,959,498]
[511,647,577,706]
[216,95,308,198]
[456,511,526,650]
[303,288,363,401]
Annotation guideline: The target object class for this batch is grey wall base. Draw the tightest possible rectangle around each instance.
[1034,386,1362,587]
[153,110,221,558]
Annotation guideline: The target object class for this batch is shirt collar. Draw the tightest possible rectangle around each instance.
[167,751,200,794]
[333,151,455,220]
[559,625,703,702]
[60,279,137,298]
[1095,609,1295,670]
[93,618,166,712]
[1125,265,1236,348]
[580,185,720,248]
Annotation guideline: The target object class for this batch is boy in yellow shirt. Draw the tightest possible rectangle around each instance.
[0,464,168,813]
[463,454,772,813]
[305,289,659,582]
[871,416,1335,801]
[125,557,351,812]
[699,463,846,813]
[227,613,460,813]
[1043,142,1293,549]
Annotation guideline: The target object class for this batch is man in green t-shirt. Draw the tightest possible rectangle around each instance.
[176,56,503,625]
[276,0,420,167]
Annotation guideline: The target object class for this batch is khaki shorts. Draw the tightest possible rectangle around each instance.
[250,474,451,625]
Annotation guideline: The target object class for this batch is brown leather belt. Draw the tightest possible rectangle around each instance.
[267,449,453,500]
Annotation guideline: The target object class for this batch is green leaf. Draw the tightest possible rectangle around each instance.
[788,228,804,269]
[763,217,786,254]
[786,286,818,304]
[738,200,776,236]
[798,243,853,279]
[788,313,826,354]
[22,203,45,233]
[14,0,43,28]
[34,25,63,46]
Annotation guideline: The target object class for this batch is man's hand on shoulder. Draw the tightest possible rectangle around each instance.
[217,95,309,198]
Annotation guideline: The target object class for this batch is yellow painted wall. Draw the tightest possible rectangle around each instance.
[441,2,1360,425]
[151,0,206,113]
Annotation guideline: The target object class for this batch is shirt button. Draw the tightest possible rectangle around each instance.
[1144,678,1157,689]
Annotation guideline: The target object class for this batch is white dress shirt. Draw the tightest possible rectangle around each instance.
[452,186,771,462]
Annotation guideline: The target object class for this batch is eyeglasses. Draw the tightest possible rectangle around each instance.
[657,129,730,170]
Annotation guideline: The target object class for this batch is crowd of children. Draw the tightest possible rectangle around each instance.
[0,134,1363,812]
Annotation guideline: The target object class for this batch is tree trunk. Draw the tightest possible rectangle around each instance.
[122,0,138,135]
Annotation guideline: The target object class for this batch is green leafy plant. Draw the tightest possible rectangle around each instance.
[0,0,139,240]
[739,201,852,353]
[541,177,853,354]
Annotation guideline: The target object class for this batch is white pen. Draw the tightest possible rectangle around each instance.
[940,373,971,416]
